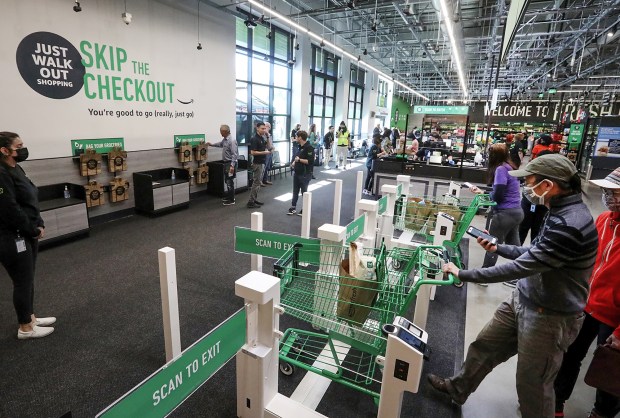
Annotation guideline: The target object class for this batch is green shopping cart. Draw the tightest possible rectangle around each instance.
[273,242,457,400]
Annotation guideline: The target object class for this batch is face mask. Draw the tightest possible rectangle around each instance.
[14,147,29,162]
[602,190,620,212]
[523,179,551,205]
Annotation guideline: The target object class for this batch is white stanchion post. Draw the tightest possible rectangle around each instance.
[358,200,379,249]
[396,175,410,197]
[235,271,281,418]
[158,247,182,363]
[301,192,312,238]
[354,171,364,218]
[379,184,399,249]
[332,179,343,226]
[251,212,263,272]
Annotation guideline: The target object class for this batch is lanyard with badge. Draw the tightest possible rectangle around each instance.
[15,232,26,253]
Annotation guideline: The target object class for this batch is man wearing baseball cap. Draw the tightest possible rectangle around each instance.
[554,167,620,418]
[429,154,599,418]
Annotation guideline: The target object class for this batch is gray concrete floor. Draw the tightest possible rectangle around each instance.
[461,182,604,418]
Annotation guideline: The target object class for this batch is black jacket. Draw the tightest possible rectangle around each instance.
[0,162,43,237]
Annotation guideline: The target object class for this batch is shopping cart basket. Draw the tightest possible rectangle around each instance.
[393,193,495,267]
[273,242,457,400]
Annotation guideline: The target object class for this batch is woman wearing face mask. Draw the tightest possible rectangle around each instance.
[554,167,620,418]
[0,132,55,339]
[469,143,523,274]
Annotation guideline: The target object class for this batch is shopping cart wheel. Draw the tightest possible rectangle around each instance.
[279,361,295,376]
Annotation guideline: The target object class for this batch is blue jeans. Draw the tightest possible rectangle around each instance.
[224,162,236,201]
[291,172,312,207]
[449,289,584,418]
[483,207,524,267]
[262,153,272,183]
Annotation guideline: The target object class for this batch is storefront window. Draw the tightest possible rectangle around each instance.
[349,65,365,137]
[309,45,339,138]
[235,18,292,160]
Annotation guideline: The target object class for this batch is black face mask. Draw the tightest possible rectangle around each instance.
[14,147,29,162]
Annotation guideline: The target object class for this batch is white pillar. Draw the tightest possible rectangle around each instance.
[301,192,312,238]
[158,247,182,363]
[332,179,343,226]
[354,171,364,217]
[357,200,379,249]
[235,271,282,418]
[251,212,263,272]
[396,175,410,197]
[379,184,399,249]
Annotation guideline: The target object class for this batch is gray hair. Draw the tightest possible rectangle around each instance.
[220,124,231,132]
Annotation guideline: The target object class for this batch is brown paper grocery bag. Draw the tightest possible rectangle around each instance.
[337,242,378,325]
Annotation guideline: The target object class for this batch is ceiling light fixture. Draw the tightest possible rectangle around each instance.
[245,0,429,100]
[437,0,467,97]
[608,25,616,37]
[73,0,82,12]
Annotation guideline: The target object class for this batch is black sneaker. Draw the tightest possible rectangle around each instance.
[254,200,264,206]
[296,209,303,216]
[247,202,259,208]
[223,200,235,206]
[287,207,297,215]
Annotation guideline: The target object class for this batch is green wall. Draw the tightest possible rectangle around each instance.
[390,96,411,131]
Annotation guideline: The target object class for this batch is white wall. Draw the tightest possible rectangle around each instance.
[0,0,236,159]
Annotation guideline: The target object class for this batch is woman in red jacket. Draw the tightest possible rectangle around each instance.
[554,167,620,418]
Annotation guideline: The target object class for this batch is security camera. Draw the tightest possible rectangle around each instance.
[73,1,82,12]
[122,12,132,25]
[197,42,203,50]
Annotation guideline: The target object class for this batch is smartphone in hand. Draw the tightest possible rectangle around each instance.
[466,226,498,245]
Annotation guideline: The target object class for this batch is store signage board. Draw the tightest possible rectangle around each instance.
[71,138,124,156]
[234,227,321,263]
[413,105,469,115]
[568,124,585,144]
[595,123,620,158]
[378,196,388,215]
[97,309,245,418]
[174,134,205,147]
[470,101,620,123]
[345,214,366,244]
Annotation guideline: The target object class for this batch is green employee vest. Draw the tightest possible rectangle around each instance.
[337,131,350,146]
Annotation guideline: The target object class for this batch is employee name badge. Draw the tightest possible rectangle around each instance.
[530,204,536,212]
[15,237,26,253]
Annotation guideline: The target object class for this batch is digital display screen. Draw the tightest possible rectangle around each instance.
[397,329,426,353]
[408,323,423,338]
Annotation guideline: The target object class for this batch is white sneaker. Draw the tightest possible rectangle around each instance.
[18,325,55,340]
[35,317,56,327]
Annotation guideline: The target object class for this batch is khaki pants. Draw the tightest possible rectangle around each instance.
[249,163,264,203]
